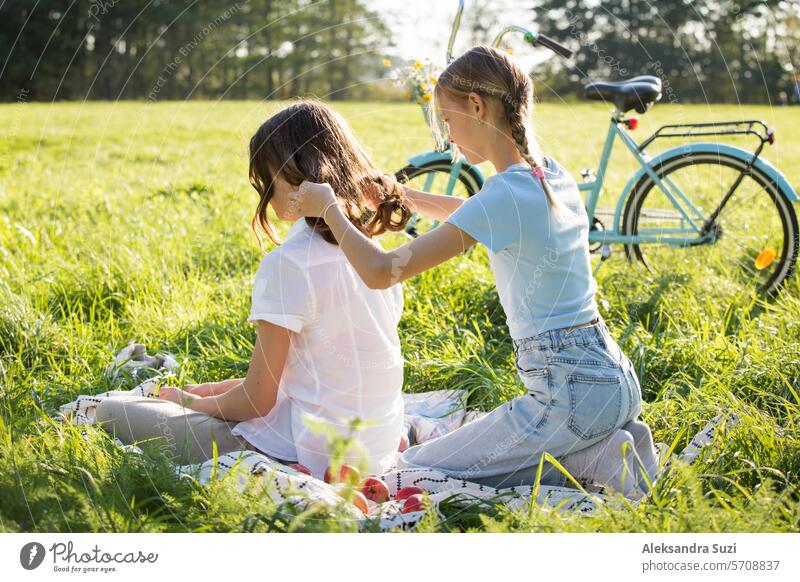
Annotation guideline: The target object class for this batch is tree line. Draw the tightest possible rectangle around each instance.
[0,0,391,102]
[0,0,796,103]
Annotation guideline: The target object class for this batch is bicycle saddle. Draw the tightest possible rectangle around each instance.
[584,75,663,114]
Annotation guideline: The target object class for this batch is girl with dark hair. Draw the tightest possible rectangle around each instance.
[97,100,413,479]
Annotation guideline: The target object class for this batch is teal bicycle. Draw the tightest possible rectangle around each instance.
[395,0,799,295]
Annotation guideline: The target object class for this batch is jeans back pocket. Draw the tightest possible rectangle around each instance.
[566,373,623,441]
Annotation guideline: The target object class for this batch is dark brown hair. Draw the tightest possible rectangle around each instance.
[249,99,412,250]
[430,45,564,214]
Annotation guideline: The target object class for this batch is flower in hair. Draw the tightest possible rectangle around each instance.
[531,165,545,178]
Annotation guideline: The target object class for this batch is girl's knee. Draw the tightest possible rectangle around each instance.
[95,397,159,440]
[95,398,125,425]
[396,444,429,470]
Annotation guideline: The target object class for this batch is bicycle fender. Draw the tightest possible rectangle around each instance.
[613,142,800,230]
[405,149,486,184]
[407,149,455,167]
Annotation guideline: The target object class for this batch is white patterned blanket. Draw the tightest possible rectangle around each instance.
[58,343,739,532]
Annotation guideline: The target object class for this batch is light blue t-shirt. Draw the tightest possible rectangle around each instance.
[445,157,600,340]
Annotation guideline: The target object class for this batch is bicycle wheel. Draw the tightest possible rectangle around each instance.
[622,151,799,295]
[395,160,483,237]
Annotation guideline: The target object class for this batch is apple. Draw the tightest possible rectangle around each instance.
[351,490,370,514]
[340,464,362,486]
[288,463,312,476]
[397,433,410,453]
[336,487,370,515]
[401,494,427,514]
[395,485,425,501]
[324,463,362,486]
[361,477,390,503]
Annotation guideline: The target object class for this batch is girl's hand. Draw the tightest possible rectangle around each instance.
[362,180,384,212]
[290,181,337,218]
[183,383,215,397]
[158,386,196,406]
[184,379,243,397]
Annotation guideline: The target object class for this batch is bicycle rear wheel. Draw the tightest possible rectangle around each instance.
[395,161,483,237]
[622,151,798,295]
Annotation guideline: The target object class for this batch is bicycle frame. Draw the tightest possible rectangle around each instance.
[580,112,713,246]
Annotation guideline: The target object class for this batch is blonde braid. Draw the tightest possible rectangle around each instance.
[501,82,564,215]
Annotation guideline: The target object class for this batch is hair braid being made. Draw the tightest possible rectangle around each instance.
[500,81,562,214]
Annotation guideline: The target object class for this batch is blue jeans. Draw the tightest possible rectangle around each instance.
[396,316,643,488]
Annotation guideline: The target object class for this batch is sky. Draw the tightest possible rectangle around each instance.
[368,0,455,65]
[368,0,546,69]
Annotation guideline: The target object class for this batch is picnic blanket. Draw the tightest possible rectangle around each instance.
[58,343,740,532]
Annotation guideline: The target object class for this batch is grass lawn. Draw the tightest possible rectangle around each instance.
[1,99,799,532]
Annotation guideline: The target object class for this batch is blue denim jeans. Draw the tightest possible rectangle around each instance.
[396,316,643,488]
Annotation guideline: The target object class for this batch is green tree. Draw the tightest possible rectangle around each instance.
[530,0,797,104]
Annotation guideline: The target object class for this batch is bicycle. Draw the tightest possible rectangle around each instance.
[394,0,799,295]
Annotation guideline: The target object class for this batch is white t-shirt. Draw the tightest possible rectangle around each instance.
[232,219,405,479]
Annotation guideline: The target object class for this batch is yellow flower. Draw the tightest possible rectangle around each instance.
[429,75,437,85]
[414,60,423,69]
[506,47,514,55]
[419,82,428,91]
[422,93,432,102]
[382,59,392,68]
[754,247,777,270]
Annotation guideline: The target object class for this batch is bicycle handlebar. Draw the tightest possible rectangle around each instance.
[448,1,574,64]
[532,33,573,59]
[492,26,573,60]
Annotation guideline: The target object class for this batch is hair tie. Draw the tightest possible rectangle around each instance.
[531,165,545,178]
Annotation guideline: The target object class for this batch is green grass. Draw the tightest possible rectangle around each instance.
[1,100,799,532]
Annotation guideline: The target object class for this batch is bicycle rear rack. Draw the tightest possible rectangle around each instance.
[638,119,775,153]
[636,119,777,237]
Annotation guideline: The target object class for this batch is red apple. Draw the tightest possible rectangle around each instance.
[398,433,410,453]
[395,486,425,501]
[401,494,427,514]
[324,463,362,486]
[361,477,390,503]
[340,464,362,486]
[288,463,312,476]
